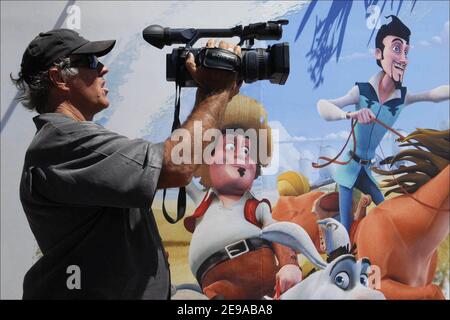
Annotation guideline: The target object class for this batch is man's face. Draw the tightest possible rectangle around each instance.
[209,133,257,196]
[66,55,110,115]
[376,35,409,86]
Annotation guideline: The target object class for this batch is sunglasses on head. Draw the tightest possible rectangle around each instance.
[69,54,103,72]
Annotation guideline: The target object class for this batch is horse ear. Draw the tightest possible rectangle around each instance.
[260,221,328,270]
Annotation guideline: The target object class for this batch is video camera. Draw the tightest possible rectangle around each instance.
[142,20,290,87]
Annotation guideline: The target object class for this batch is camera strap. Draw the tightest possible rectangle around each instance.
[161,81,187,224]
[161,48,239,224]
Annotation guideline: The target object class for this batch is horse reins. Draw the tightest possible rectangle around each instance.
[312,117,444,211]
[312,119,357,168]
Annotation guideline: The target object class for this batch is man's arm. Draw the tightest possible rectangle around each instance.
[158,89,232,188]
[317,85,377,124]
[317,86,359,121]
[404,85,450,106]
[158,40,241,189]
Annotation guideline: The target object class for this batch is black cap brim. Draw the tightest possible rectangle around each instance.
[71,40,116,57]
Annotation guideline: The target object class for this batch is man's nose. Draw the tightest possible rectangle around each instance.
[97,62,109,76]
[403,57,408,65]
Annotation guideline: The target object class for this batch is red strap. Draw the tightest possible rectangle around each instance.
[373,118,407,141]
[184,192,213,233]
[185,195,272,232]
[244,198,271,229]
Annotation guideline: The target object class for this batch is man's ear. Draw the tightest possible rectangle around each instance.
[48,67,70,92]
[374,48,383,60]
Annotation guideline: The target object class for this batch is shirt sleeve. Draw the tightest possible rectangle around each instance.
[28,122,164,209]
[404,85,450,106]
[317,86,359,121]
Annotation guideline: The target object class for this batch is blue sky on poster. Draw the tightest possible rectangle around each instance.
[236,0,449,183]
[242,0,449,168]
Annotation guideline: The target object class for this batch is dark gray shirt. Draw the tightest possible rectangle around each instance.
[19,113,169,299]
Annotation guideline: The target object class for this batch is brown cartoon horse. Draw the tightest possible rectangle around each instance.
[273,129,449,299]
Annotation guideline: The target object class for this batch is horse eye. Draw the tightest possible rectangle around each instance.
[327,223,337,230]
[360,274,368,287]
[334,271,350,290]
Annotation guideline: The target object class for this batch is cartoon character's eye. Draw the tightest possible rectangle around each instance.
[241,146,249,156]
[404,50,408,57]
[392,45,401,53]
[360,274,369,287]
[334,271,350,290]
[327,223,338,231]
[225,143,235,152]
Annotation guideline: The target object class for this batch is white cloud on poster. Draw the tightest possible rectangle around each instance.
[280,130,350,143]
[419,20,449,46]
[339,48,375,61]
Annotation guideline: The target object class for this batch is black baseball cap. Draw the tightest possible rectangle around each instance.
[21,28,116,77]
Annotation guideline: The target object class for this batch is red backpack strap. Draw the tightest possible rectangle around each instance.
[244,198,271,229]
[184,191,213,233]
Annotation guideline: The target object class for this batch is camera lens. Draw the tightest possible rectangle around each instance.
[242,49,268,83]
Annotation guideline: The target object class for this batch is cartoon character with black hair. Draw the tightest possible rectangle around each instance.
[317,15,449,233]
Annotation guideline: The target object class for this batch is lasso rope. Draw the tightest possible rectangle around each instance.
[312,118,445,211]
[312,119,357,168]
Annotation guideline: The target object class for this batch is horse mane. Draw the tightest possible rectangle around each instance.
[326,243,357,263]
[372,128,450,196]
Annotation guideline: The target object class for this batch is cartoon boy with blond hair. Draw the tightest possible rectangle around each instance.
[184,95,302,299]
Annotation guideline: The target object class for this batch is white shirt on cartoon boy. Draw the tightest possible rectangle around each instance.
[186,181,274,277]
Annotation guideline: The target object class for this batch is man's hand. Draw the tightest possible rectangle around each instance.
[158,40,242,189]
[347,108,376,124]
[185,39,242,99]
[275,264,302,294]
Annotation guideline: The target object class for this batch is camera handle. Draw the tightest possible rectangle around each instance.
[161,67,187,224]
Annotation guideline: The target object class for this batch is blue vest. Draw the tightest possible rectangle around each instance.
[333,82,407,189]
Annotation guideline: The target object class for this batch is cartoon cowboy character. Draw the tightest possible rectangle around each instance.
[184,95,302,299]
[316,16,449,233]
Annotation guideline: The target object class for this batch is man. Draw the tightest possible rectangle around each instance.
[13,28,241,299]
[316,16,449,233]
